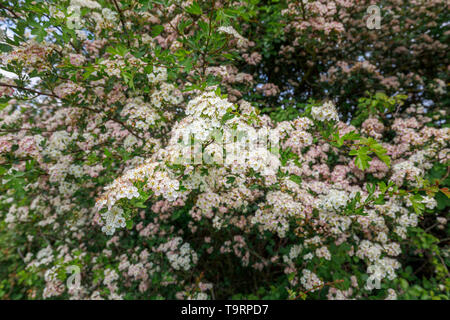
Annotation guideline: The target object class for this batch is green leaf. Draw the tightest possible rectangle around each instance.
[342,131,361,141]
[374,194,385,205]
[198,20,209,33]
[366,183,376,194]
[349,146,371,170]
[0,43,13,53]
[289,174,302,186]
[126,220,134,230]
[151,25,164,37]
[133,201,147,208]
[409,194,425,215]
[378,181,387,193]
[221,112,235,124]
[369,141,390,167]
[376,152,391,167]
[171,209,184,221]
[186,2,202,15]
[103,147,112,158]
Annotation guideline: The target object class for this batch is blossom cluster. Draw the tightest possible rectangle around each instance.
[0,0,448,302]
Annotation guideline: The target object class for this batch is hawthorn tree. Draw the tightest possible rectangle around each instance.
[0,0,448,300]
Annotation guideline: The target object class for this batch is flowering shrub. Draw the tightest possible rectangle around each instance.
[0,0,448,300]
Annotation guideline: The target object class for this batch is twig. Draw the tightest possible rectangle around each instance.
[111,0,131,47]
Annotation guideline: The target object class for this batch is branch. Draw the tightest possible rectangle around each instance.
[0,82,58,98]
[0,4,20,19]
[111,0,131,47]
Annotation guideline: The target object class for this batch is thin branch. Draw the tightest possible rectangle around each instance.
[111,0,131,47]
[0,4,20,19]
[0,82,59,98]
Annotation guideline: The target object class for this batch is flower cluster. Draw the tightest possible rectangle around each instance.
[157,237,198,271]
[0,0,448,302]
[311,101,339,122]
[121,97,161,131]
[101,206,127,235]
